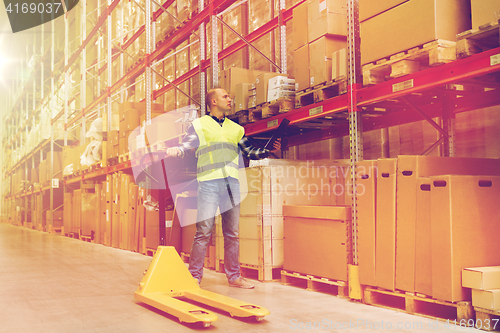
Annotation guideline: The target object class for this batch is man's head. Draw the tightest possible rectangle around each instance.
[206,88,232,115]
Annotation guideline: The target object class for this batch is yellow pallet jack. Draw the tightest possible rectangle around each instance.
[135,246,270,327]
[134,153,270,327]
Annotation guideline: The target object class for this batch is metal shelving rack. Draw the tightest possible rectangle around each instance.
[2,0,500,281]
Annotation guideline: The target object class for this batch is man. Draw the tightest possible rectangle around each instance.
[166,88,280,289]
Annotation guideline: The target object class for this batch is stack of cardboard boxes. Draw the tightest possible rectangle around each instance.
[359,0,471,66]
[267,76,295,103]
[293,0,348,92]
[115,102,166,159]
[221,67,265,115]
[470,0,500,29]
[356,156,500,303]
[462,267,500,312]
[216,159,351,281]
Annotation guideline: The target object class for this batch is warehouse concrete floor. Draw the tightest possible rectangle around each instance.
[0,222,482,333]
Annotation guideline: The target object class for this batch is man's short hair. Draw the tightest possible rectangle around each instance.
[206,88,221,111]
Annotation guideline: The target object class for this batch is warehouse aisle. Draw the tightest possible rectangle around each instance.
[0,223,481,333]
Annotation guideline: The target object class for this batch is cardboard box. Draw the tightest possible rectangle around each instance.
[94,183,102,244]
[267,88,295,103]
[359,0,408,21]
[119,102,164,117]
[255,72,287,106]
[63,192,73,235]
[471,0,500,30]
[431,175,500,302]
[72,189,82,234]
[144,112,183,144]
[360,0,471,65]
[62,146,78,169]
[119,174,135,250]
[472,289,500,310]
[415,177,432,296]
[396,156,500,293]
[357,160,378,286]
[81,191,96,237]
[309,36,347,86]
[111,173,120,248]
[268,76,295,90]
[119,137,128,156]
[139,112,167,127]
[308,0,347,43]
[46,210,63,228]
[145,210,160,250]
[376,158,397,291]
[283,205,351,281]
[108,131,119,147]
[128,184,139,252]
[294,45,309,91]
[332,48,347,80]
[180,209,199,254]
[46,151,63,180]
[292,0,308,50]
[221,67,266,102]
[463,267,500,290]
[119,108,141,133]
[100,183,107,245]
[146,210,175,250]
[234,83,252,112]
[104,175,112,246]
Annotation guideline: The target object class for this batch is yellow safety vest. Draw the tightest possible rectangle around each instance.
[192,115,244,182]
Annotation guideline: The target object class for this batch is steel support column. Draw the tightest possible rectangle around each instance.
[211,13,218,88]
[199,0,206,115]
[442,93,456,157]
[347,0,362,300]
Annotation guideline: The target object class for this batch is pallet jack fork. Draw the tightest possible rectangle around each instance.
[134,246,270,327]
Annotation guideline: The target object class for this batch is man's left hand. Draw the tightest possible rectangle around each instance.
[271,138,281,152]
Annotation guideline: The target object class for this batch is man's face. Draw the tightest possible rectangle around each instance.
[214,89,232,112]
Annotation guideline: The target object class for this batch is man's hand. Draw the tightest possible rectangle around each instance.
[166,147,182,157]
[271,138,281,152]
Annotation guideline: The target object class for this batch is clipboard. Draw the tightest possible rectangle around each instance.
[263,118,290,150]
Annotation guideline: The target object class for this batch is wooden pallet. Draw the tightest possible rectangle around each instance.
[235,110,249,125]
[64,232,79,239]
[456,20,500,59]
[362,39,457,86]
[180,252,190,263]
[146,248,156,257]
[80,235,93,243]
[363,286,474,324]
[107,157,119,166]
[295,78,348,108]
[254,97,296,119]
[216,260,281,282]
[474,307,500,331]
[48,225,62,234]
[281,270,349,298]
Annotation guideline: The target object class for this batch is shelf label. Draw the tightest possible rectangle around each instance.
[392,79,414,92]
[491,54,500,66]
[309,106,323,116]
[52,179,59,188]
[267,119,279,128]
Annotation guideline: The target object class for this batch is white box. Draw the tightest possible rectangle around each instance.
[268,76,296,90]
[267,88,295,103]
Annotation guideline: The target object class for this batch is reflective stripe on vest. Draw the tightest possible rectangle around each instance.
[196,142,239,157]
[197,161,239,174]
